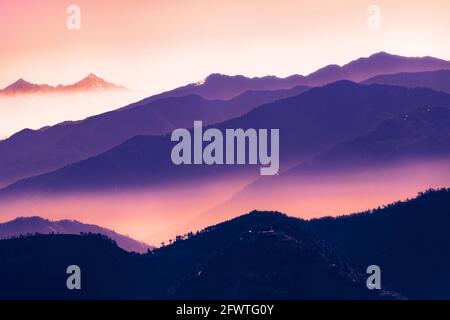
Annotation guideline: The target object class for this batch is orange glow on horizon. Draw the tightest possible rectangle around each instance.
[0,160,448,245]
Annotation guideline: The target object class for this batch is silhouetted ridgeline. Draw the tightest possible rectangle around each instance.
[0,188,449,299]
[309,188,450,299]
[0,216,152,253]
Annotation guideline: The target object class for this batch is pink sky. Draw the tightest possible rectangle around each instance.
[1,0,449,94]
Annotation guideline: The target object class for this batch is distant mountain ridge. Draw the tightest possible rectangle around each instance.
[1,52,450,188]
[0,216,151,253]
[159,52,450,99]
[3,52,449,99]
[0,73,126,95]
[304,52,450,86]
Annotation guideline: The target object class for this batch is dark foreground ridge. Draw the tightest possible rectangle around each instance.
[0,188,449,299]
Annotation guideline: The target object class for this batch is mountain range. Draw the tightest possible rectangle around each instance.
[2,81,450,195]
[0,73,126,95]
[187,103,450,228]
[1,48,449,300]
[1,52,449,188]
[0,216,151,253]
[155,52,450,100]
[0,188,448,299]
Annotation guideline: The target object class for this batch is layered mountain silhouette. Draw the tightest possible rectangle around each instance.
[0,85,309,186]
[2,81,450,195]
[0,73,126,95]
[363,70,450,94]
[154,52,450,100]
[1,188,448,299]
[1,52,448,187]
[188,103,450,228]
[1,50,449,300]
[0,216,151,253]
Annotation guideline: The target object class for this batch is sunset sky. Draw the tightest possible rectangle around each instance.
[1,0,450,93]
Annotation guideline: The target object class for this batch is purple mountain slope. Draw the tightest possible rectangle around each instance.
[362,70,450,94]
[156,52,450,100]
[303,52,450,86]
[289,106,450,173]
[3,81,450,195]
[0,216,152,253]
[0,85,309,187]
